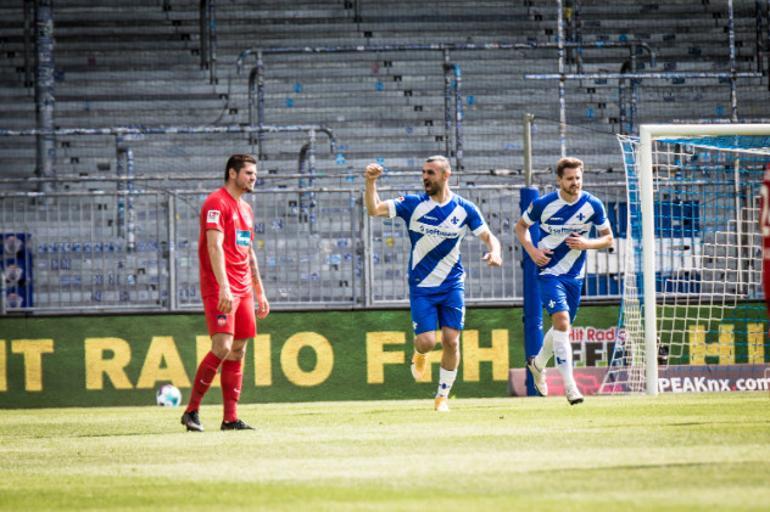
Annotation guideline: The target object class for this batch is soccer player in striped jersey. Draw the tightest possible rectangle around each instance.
[364,156,502,412]
[515,157,614,405]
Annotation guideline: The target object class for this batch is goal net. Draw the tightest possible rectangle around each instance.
[600,124,770,395]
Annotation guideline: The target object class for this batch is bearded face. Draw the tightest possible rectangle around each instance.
[558,166,583,198]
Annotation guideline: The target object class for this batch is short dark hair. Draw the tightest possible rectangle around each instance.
[224,154,257,182]
[556,157,583,177]
[424,155,451,173]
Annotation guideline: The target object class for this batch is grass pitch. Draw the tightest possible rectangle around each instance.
[1,393,769,511]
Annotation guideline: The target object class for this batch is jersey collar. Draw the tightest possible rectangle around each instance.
[429,191,454,207]
[558,190,583,206]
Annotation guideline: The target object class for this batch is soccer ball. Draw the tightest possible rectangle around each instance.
[155,384,182,407]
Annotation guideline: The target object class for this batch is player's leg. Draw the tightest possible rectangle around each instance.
[182,296,236,431]
[528,277,564,396]
[433,289,464,412]
[552,277,584,405]
[183,332,234,431]
[527,326,554,396]
[410,295,438,380]
[550,310,583,403]
[221,295,256,431]
[432,326,460,412]
[535,328,555,369]
[539,276,582,404]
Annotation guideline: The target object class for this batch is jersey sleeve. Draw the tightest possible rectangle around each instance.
[520,197,543,226]
[591,197,611,231]
[465,201,490,236]
[201,197,226,233]
[387,195,417,221]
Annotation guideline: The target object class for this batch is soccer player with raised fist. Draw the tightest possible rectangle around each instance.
[364,156,502,412]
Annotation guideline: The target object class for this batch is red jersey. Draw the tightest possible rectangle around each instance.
[198,187,254,298]
[762,164,770,317]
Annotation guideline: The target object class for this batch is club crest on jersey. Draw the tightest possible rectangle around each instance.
[207,210,221,224]
[236,230,251,247]
[396,196,405,202]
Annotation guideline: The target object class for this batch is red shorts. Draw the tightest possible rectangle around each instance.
[203,294,256,339]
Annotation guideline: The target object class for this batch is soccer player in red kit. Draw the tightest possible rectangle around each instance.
[762,163,770,318]
[181,154,270,432]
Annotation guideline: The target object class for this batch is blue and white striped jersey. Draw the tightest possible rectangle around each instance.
[386,192,489,294]
[521,191,610,278]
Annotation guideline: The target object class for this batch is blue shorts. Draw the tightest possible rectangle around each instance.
[538,275,583,323]
[410,287,465,335]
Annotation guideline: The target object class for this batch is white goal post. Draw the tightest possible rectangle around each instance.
[606,123,770,395]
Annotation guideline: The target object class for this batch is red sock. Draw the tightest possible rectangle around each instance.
[186,351,222,413]
[221,359,243,423]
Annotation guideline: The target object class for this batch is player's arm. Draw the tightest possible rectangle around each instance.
[206,229,233,313]
[515,217,552,266]
[249,247,270,319]
[364,163,390,217]
[565,226,614,250]
[478,230,502,267]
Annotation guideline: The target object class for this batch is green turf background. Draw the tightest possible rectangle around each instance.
[0,305,615,408]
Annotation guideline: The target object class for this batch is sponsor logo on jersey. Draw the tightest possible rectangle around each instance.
[236,229,251,247]
[542,223,589,235]
[416,224,460,238]
[207,210,221,224]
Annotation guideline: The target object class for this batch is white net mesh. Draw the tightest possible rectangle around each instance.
[600,131,770,394]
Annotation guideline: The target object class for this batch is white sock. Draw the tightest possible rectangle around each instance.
[552,329,577,389]
[436,367,457,398]
[534,327,554,370]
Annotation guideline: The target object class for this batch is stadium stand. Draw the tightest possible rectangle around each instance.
[0,1,767,180]
[0,0,768,312]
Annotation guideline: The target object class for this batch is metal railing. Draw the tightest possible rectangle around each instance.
[231,39,655,175]
[527,0,765,150]
[0,124,337,192]
[0,176,630,315]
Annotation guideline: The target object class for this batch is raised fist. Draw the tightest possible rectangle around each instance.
[365,163,384,180]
